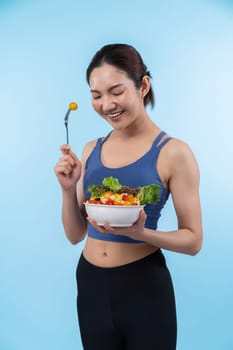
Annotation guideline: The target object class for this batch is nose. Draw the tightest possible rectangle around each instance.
[101,96,116,113]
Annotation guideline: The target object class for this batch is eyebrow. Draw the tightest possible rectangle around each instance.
[90,83,124,93]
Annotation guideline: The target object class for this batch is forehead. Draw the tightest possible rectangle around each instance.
[89,63,130,90]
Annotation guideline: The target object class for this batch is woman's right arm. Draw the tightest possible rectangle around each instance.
[54,141,95,244]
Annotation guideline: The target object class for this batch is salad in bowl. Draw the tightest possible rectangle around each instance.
[84,177,160,226]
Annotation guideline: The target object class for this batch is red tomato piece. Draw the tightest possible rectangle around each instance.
[122,194,129,201]
[105,198,114,205]
[89,199,101,204]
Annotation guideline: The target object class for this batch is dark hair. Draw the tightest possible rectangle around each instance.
[86,43,155,108]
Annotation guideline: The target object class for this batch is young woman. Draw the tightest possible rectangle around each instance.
[54,43,203,350]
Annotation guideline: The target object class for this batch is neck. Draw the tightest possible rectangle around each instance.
[114,113,159,139]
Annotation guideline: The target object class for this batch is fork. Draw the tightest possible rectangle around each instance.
[64,102,78,144]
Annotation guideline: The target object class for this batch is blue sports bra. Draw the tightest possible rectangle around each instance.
[83,131,172,243]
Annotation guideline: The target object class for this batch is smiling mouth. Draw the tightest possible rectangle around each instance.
[108,111,124,119]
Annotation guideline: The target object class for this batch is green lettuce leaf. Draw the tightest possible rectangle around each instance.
[136,184,160,205]
[87,177,160,205]
[102,176,122,191]
[87,184,105,198]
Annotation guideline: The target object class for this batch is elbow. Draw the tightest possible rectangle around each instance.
[69,238,80,245]
[188,234,203,256]
[69,235,85,245]
[189,245,201,256]
[67,231,87,245]
[66,223,87,245]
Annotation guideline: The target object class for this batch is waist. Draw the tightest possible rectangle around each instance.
[83,237,159,268]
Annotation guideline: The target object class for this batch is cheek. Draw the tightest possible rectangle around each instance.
[92,101,106,119]
[92,100,100,112]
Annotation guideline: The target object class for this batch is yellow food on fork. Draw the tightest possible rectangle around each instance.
[69,102,78,110]
[64,102,78,145]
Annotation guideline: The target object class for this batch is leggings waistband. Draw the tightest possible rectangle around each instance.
[79,248,166,273]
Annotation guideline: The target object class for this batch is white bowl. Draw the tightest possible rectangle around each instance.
[84,203,144,227]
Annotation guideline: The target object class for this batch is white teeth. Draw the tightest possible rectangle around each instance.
[109,111,122,118]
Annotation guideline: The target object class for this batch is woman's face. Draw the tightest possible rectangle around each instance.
[89,63,146,130]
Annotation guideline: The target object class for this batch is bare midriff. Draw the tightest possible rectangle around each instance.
[83,237,159,268]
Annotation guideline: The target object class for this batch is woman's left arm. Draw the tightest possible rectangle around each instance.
[140,140,203,255]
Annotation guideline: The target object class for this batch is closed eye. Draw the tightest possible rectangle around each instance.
[113,90,124,96]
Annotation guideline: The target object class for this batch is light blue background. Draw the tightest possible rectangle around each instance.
[1,0,233,349]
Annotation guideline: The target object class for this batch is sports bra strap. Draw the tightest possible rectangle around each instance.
[156,136,173,151]
[151,131,166,148]
[150,131,173,152]
[99,130,171,151]
[101,131,113,145]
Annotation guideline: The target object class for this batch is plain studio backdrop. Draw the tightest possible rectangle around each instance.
[0,0,232,349]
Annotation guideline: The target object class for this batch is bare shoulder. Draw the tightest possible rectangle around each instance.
[165,138,200,182]
[166,137,196,159]
[164,137,197,165]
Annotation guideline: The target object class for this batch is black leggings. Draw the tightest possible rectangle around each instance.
[76,249,177,350]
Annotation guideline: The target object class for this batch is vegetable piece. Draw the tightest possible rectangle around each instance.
[87,185,105,198]
[122,194,129,201]
[136,184,160,205]
[102,177,122,191]
[87,177,160,205]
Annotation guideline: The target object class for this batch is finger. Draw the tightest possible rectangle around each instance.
[133,209,146,225]
[55,162,73,176]
[139,209,147,221]
[57,158,74,170]
[62,154,76,166]
[87,217,107,233]
[60,146,80,165]
[58,153,78,171]
[103,222,114,232]
[60,144,71,155]
[68,149,81,164]
[63,163,73,173]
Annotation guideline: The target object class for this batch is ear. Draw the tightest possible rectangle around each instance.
[140,75,151,98]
